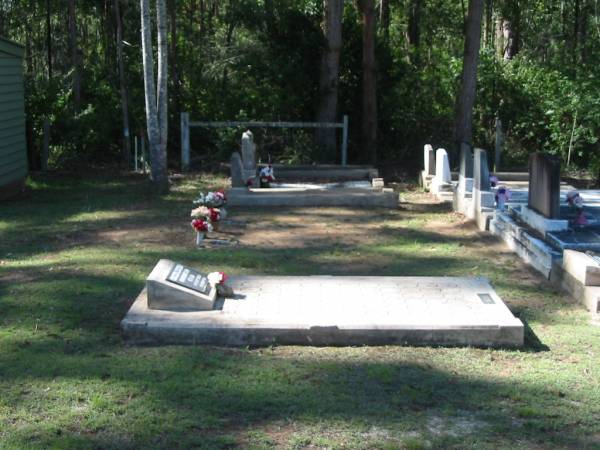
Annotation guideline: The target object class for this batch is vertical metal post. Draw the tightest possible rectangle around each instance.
[42,118,50,171]
[134,136,138,172]
[341,115,348,166]
[494,117,503,172]
[141,132,147,174]
[181,112,190,172]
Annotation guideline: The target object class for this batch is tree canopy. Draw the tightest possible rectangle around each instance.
[1,0,598,178]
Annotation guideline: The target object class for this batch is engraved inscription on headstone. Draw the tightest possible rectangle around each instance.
[167,263,211,295]
[146,259,217,311]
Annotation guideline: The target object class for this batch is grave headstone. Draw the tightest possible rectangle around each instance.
[528,152,561,219]
[241,130,256,172]
[474,148,491,191]
[424,144,435,176]
[460,143,473,179]
[146,259,217,311]
[230,152,245,187]
[435,148,451,184]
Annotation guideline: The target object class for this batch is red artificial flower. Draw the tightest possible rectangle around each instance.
[246,178,254,187]
[261,175,274,182]
[191,218,209,232]
[208,208,220,222]
[219,272,228,283]
[216,189,227,201]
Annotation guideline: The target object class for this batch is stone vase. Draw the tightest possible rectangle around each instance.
[195,232,205,246]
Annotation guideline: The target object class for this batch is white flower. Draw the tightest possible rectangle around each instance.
[207,272,224,286]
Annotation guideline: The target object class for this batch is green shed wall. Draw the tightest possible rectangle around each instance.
[0,39,27,190]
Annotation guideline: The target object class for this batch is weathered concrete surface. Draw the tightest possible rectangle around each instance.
[550,260,600,315]
[518,205,569,234]
[122,276,524,347]
[257,164,379,181]
[562,250,600,286]
[226,187,398,208]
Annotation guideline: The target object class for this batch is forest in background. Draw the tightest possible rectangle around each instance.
[1,0,599,179]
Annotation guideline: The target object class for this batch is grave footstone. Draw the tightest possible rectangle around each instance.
[230,152,245,187]
[471,148,495,229]
[146,259,217,311]
[528,152,561,219]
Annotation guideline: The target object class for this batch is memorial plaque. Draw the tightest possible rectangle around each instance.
[478,293,495,304]
[167,263,211,295]
[528,152,561,219]
[146,259,217,311]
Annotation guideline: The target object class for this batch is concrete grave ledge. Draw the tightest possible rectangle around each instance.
[122,276,524,348]
[226,187,398,208]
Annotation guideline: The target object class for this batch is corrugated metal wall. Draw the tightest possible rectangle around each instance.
[0,38,27,188]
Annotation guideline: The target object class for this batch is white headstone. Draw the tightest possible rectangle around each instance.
[241,130,256,172]
[435,148,451,184]
[424,144,435,176]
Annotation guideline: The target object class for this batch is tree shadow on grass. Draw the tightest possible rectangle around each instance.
[0,337,591,449]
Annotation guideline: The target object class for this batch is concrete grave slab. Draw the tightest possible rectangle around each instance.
[226,187,398,208]
[562,250,600,286]
[122,276,524,348]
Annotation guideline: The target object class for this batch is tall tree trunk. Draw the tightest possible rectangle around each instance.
[483,0,493,48]
[573,0,580,65]
[453,0,484,151]
[140,0,169,192]
[315,0,343,161]
[46,0,52,79]
[68,0,81,113]
[115,0,131,165]
[358,0,377,164]
[169,0,181,151]
[156,0,169,188]
[380,0,390,41]
[407,0,422,47]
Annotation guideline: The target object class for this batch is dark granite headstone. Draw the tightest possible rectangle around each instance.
[473,148,490,191]
[230,152,245,187]
[460,143,473,178]
[528,152,561,219]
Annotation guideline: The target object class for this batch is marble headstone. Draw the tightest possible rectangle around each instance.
[241,130,256,172]
[230,152,245,187]
[528,152,561,219]
[435,148,451,184]
[424,144,435,176]
[474,148,491,191]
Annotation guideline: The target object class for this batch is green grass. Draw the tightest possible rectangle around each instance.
[1,172,600,449]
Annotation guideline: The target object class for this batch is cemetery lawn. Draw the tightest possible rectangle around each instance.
[1,172,600,450]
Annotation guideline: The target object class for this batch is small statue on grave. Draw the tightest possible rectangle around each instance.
[208,271,234,297]
[566,191,588,226]
[495,185,511,210]
[259,164,275,188]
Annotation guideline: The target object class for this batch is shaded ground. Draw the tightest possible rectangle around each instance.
[1,173,599,449]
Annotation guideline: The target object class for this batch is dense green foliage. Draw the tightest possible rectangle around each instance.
[0,0,598,176]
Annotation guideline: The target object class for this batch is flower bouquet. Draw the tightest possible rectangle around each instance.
[259,165,275,188]
[191,218,213,245]
[207,271,234,297]
[193,189,227,208]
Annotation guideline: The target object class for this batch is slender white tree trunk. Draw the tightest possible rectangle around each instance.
[156,0,168,179]
[140,0,169,192]
[115,0,131,165]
